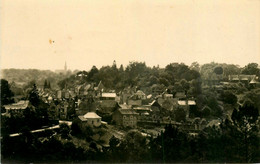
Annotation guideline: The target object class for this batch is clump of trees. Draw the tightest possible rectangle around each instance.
[1,79,14,108]
[1,83,51,135]
[58,61,202,97]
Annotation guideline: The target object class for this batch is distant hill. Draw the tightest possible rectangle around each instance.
[1,69,73,89]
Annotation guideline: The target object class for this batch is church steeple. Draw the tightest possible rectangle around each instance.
[64,61,67,72]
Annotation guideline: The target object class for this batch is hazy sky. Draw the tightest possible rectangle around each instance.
[1,0,260,71]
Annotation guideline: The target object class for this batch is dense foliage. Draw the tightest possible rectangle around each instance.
[2,102,259,163]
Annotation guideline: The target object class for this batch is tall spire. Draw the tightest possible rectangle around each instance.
[64,61,67,72]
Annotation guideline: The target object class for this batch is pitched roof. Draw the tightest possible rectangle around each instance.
[97,81,104,88]
[250,77,258,84]
[202,105,212,111]
[150,100,161,107]
[188,100,196,105]
[133,106,150,111]
[4,100,29,110]
[119,103,132,109]
[147,94,152,99]
[118,109,138,115]
[241,77,249,81]
[136,90,146,96]
[79,112,101,121]
[100,100,118,108]
[101,93,116,98]
[175,92,186,98]
[164,94,173,98]
[229,75,256,81]
[178,100,186,106]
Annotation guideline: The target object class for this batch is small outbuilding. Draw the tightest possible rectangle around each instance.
[78,112,102,127]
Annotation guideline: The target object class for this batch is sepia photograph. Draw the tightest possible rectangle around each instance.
[0,0,260,163]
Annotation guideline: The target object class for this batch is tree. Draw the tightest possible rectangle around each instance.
[242,63,260,75]
[108,135,121,161]
[231,100,259,162]
[44,79,48,89]
[180,79,190,91]
[59,123,70,139]
[190,62,200,72]
[149,76,159,86]
[174,108,186,122]
[28,83,50,126]
[157,125,190,162]
[71,119,82,136]
[87,66,99,82]
[48,81,51,89]
[1,79,14,107]
[200,62,219,80]
[28,84,40,107]
[221,91,237,105]
[165,63,190,81]
[214,66,223,75]
[222,64,241,80]
[118,131,148,162]
[190,78,202,96]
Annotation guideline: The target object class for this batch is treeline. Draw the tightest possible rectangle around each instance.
[2,62,259,93]
[58,62,260,92]
[1,68,74,90]
[58,61,202,94]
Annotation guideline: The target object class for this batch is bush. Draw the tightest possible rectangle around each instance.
[59,123,70,139]
[221,91,237,105]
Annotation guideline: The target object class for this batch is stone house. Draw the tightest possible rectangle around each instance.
[112,108,138,128]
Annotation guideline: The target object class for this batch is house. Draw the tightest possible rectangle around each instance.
[57,89,74,100]
[133,106,151,121]
[4,100,30,116]
[112,109,138,128]
[58,101,69,119]
[119,86,138,104]
[177,100,197,118]
[229,75,257,84]
[94,81,105,92]
[78,112,102,127]
[76,83,95,97]
[249,77,259,88]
